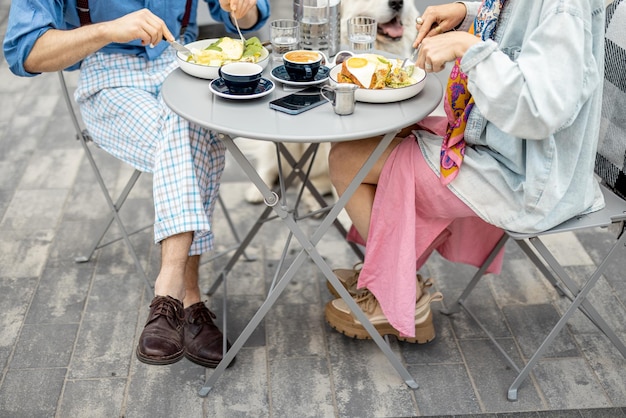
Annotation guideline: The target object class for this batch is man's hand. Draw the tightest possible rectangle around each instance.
[105,9,175,46]
[24,9,174,73]
[220,0,259,29]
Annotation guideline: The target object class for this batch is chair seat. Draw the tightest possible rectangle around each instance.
[508,185,626,240]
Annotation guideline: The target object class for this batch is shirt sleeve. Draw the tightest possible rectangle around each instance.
[3,0,69,77]
[205,0,270,34]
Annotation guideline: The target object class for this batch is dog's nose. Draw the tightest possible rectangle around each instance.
[388,0,403,12]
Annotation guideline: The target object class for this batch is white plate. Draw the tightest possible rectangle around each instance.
[270,65,330,86]
[209,78,275,100]
[177,38,270,80]
[328,64,427,103]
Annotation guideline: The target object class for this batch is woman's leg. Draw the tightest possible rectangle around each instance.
[329,136,403,241]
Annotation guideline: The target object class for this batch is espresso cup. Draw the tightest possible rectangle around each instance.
[218,62,264,94]
[283,50,323,81]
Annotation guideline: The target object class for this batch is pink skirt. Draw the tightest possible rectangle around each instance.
[347,133,506,337]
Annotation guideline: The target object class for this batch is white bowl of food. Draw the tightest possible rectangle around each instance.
[177,37,270,80]
[328,53,426,103]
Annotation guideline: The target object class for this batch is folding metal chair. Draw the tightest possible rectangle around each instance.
[58,71,246,289]
[441,1,626,401]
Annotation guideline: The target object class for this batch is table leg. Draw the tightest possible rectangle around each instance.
[199,131,418,396]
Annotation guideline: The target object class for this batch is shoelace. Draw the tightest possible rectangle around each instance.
[188,305,216,325]
[151,297,183,321]
[352,278,436,314]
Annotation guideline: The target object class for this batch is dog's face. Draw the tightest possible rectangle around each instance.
[340,0,419,57]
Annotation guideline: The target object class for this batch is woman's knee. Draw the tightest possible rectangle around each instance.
[328,142,357,188]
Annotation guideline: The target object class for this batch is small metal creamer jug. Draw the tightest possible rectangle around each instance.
[321,84,358,115]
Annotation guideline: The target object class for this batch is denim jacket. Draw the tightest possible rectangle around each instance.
[418,0,606,233]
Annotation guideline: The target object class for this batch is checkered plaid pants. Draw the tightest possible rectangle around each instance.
[74,49,226,255]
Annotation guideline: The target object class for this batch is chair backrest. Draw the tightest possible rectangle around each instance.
[595,0,626,199]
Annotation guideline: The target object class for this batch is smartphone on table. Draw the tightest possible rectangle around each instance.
[269,86,328,115]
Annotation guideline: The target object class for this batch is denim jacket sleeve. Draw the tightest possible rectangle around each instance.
[459,1,602,139]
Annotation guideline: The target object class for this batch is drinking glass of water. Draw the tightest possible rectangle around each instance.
[270,19,300,64]
[347,16,377,52]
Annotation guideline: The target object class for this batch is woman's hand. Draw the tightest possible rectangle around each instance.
[414,3,467,47]
[416,31,480,73]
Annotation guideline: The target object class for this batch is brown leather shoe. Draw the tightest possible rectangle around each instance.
[184,302,233,368]
[136,295,185,365]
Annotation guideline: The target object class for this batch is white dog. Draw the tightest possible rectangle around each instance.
[341,0,420,58]
[244,0,419,211]
[243,140,334,213]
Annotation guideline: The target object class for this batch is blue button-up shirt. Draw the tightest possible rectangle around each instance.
[3,0,270,77]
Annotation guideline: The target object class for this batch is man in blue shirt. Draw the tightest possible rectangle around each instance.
[3,0,270,368]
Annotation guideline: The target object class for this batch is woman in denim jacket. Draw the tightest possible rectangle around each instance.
[325,0,606,343]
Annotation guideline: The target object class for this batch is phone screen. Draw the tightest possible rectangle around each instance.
[269,87,328,115]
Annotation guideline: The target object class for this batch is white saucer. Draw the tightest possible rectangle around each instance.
[270,65,330,87]
[209,78,275,100]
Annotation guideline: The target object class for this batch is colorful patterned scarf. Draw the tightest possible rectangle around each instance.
[440,0,506,185]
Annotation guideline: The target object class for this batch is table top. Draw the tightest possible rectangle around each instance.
[162,67,443,143]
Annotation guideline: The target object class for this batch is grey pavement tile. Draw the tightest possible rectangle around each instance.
[0,189,68,231]
[44,219,107,268]
[459,338,545,413]
[57,378,127,418]
[25,265,91,325]
[0,368,66,417]
[0,189,14,220]
[575,227,626,301]
[202,252,266,298]
[83,272,145,321]
[210,293,267,348]
[203,347,270,417]
[551,266,626,335]
[0,228,55,277]
[536,410,583,418]
[69,317,138,379]
[502,304,579,359]
[489,258,556,306]
[425,253,511,340]
[18,148,83,190]
[93,229,156,277]
[266,256,321,305]
[269,356,335,417]
[266,303,326,358]
[533,358,611,410]
[325,332,418,418]
[0,276,37,348]
[575,333,626,405]
[125,360,206,418]
[579,408,626,417]
[10,323,78,368]
[409,363,481,416]
[0,159,27,190]
[400,309,464,365]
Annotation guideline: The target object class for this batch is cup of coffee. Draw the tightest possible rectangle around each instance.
[218,62,264,94]
[283,50,323,81]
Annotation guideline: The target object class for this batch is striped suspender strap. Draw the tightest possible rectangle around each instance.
[76,0,91,25]
[76,0,193,40]
[179,0,193,41]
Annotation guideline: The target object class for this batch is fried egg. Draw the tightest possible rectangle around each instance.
[345,56,378,88]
